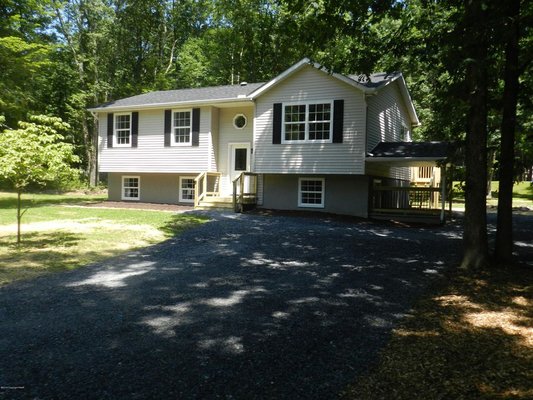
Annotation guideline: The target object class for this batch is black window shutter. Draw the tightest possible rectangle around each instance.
[164,109,171,147]
[272,103,282,144]
[131,112,139,147]
[191,108,200,146]
[107,113,114,148]
[333,100,344,143]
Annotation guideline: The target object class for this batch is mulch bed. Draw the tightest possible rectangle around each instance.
[343,264,533,399]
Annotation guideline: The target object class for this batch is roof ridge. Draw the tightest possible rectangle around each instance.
[146,82,265,94]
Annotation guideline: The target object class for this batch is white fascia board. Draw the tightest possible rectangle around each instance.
[88,97,254,113]
[366,157,445,162]
[395,75,420,127]
[247,57,312,99]
[362,73,420,127]
[248,57,372,99]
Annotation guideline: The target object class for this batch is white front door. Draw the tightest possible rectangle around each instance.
[228,143,251,181]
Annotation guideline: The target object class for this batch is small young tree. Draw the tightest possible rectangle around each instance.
[0,115,80,243]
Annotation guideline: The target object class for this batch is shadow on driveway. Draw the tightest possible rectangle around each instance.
[0,213,464,399]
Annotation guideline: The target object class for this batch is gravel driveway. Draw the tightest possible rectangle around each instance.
[0,212,471,399]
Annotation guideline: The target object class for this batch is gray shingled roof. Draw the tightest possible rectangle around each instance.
[368,142,450,159]
[347,72,402,89]
[92,82,265,110]
[90,63,401,111]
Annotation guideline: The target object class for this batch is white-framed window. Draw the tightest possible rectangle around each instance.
[121,176,140,200]
[172,109,192,145]
[114,113,132,147]
[298,178,325,208]
[179,176,195,203]
[283,101,332,143]
[233,113,247,129]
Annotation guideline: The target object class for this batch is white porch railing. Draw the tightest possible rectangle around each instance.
[194,172,222,207]
[232,172,258,212]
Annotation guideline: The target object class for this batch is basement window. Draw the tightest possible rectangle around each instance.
[298,178,325,208]
[122,176,140,200]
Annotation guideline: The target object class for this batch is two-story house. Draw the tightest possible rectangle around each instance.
[89,58,449,220]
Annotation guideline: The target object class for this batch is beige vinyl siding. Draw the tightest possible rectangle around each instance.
[108,172,196,204]
[261,174,369,217]
[209,107,219,172]
[254,65,366,175]
[366,81,412,180]
[256,174,264,205]
[217,106,254,195]
[366,81,412,151]
[98,107,212,173]
[365,163,411,182]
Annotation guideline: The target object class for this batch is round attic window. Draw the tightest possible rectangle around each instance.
[233,114,247,129]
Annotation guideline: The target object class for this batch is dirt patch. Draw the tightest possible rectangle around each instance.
[0,219,162,238]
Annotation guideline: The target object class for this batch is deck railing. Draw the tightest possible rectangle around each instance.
[194,172,222,207]
[371,186,442,212]
[232,172,258,212]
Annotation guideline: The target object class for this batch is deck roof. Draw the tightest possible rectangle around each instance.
[366,141,452,166]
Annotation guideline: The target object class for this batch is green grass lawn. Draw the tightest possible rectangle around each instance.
[0,191,208,285]
[452,181,533,209]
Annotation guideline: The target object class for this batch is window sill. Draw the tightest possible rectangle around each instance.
[170,143,193,147]
[281,140,333,145]
[298,204,325,209]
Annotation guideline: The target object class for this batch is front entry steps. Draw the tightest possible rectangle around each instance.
[195,196,234,210]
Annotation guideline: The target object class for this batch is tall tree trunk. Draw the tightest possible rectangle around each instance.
[90,114,99,186]
[495,0,520,264]
[486,147,496,199]
[17,190,22,244]
[84,115,98,187]
[461,0,490,269]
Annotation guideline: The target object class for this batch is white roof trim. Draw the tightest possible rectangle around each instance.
[395,75,420,127]
[366,157,445,162]
[247,58,420,127]
[248,58,372,99]
[89,58,420,128]
[247,58,313,98]
[88,97,254,112]
[365,74,419,127]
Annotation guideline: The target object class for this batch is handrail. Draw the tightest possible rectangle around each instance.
[232,172,258,212]
[194,171,222,207]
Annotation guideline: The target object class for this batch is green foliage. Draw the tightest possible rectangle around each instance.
[0,36,52,126]
[0,115,80,190]
[0,0,531,186]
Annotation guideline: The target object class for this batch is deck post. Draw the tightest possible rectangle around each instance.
[240,173,244,206]
[194,180,198,208]
[440,164,447,223]
[233,179,237,212]
[253,174,258,202]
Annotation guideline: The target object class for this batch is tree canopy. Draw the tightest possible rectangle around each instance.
[0,0,531,265]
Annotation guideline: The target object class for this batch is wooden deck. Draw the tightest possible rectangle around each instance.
[369,208,444,224]
[370,185,449,224]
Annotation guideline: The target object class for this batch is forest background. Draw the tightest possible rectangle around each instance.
[0,0,532,267]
